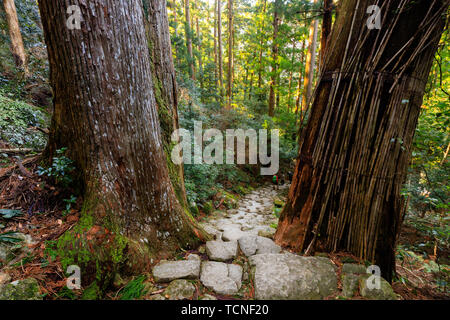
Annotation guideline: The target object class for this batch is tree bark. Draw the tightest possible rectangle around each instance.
[143,0,189,209]
[319,0,333,72]
[275,0,448,282]
[3,0,28,75]
[38,0,207,286]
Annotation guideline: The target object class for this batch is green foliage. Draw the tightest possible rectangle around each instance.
[119,275,149,300]
[0,93,47,149]
[37,148,75,187]
[0,231,23,244]
[0,209,23,219]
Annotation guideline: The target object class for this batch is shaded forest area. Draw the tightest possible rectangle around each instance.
[0,0,449,300]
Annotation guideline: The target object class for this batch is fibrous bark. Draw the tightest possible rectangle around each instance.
[275,0,449,282]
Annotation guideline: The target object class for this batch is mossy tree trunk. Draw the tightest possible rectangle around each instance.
[38,0,208,289]
[143,0,188,209]
[275,0,448,282]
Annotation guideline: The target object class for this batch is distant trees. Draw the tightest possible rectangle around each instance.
[3,0,28,75]
[275,0,449,282]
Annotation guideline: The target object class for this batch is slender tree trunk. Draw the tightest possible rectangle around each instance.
[214,0,218,89]
[287,39,296,111]
[38,0,208,288]
[184,0,195,80]
[196,18,203,88]
[143,0,189,209]
[294,40,306,115]
[268,0,280,117]
[226,0,234,109]
[301,0,319,113]
[3,0,28,75]
[257,0,267,89]
[218,0,224,97]
[172,1,181,68]
[275,0,448,283]
[319,0,333,72]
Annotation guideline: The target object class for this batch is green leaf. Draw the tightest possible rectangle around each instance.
[0,209,23,219]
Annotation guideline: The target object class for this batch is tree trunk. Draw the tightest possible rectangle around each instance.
[196,17,203,89]
[257,0,267,89]
[218,0,224,97]
[287,39,296,111]
[38,0,208,288]
[3,0,28,75]
[294,40,306,115]
[226,0,234,109]
[268,0,280,117]
[143,0,189,209]
[319,0,333,72]
[301,0,319,114]
[184,0,195,80]
[214,0,218,90]
[275,0,449,282]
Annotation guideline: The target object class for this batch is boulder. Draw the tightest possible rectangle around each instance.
[0,278,42,300]
[152,259,201,283]
[164,280,196,300]
[359,275,397,300]
[249,253,337,300]
[200,261,242,295]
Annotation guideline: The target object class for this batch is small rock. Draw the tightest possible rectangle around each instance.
[152,260,201,283]
[200,261,242,295]
[342,263,367,274]
[187,254,201,261]
[222,228,246,242]
[206,240,238,261]
[238,236,281,257]
[257,228,276,239]
[149,294,166,300]
[359,275,397,300]
[0,272,11,286]
[342,274,360,298]
[164,280,195,300]
[0,278,42,300]
[200,294,217,300]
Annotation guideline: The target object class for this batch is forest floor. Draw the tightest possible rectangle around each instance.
[0,157,448,300]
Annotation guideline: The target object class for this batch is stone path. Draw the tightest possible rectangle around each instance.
[0,184,398,300]
[149,184,398,300]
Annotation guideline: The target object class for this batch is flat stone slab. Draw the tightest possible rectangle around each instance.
[152,260,201,283]
[249,253,337,300]
[200,261,242,295]
[238,235,281,257]
[206,240,238,261]
[222,228,247,242]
